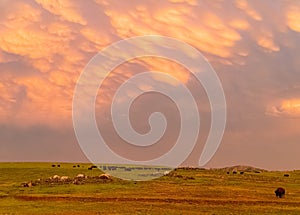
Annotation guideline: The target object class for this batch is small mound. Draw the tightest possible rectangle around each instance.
[215,165,267,173]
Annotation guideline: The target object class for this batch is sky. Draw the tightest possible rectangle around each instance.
[0,0,300,170]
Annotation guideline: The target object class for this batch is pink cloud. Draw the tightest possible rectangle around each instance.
[35,0,87,25]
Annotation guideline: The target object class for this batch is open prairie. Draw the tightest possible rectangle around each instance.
[0,163,300,214]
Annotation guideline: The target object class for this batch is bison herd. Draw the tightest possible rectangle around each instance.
[21,173,112,187]
[30,164,291,198]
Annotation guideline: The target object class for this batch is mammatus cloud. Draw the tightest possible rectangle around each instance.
[1,0,299,127]
[235,0,262,21]
[168,0,198,6]
[35,0,87,25]
[0,1,99,126]
[266,99,300,118]
[256,31,280,53]
[103,1,242,59]
[0,0,300,169]
[286,3,300,32]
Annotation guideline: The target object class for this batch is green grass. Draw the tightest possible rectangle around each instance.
[1,162,300,214]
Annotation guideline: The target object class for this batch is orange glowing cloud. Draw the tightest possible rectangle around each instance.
[256,32,280,53]
[0,1,89,127]
[134,58,191,85]
[35,0,87,25]
[1,2,41,28]
[229,19,249,31]
[168,0,197,6]
[104,3,241,59]
[11,76,72,127]
[235,0,262,21]
[266,99,300,118]
[0,19,75,64]
[286,4,300,32]
[80,27,112,50]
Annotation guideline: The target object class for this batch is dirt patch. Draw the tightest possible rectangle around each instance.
[14,195,300,206]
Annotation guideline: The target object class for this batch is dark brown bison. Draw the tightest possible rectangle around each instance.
[275,187,285,198]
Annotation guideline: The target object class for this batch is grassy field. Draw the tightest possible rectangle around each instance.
[0,163,300,214]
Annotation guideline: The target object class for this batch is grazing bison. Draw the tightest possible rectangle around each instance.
[284,174,289,177]
[275,187,285,198]
[60,176,70,182]
[76,174,85,179]
[99,173,111,180]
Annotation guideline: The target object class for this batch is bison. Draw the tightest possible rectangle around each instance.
[275,187,285,198]
[99,173,111,180]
